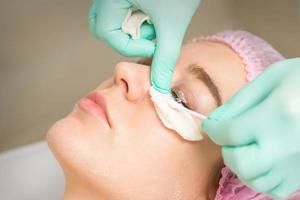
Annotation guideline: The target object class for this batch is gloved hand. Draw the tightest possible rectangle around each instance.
[89,0,201,93]
[202,58,300,199]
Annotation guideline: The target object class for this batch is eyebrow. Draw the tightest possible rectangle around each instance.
[187,64,222,106]
[137,58,222,106]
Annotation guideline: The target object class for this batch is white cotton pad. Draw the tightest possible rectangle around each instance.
[122,8,152,39]
[149,87,207,141]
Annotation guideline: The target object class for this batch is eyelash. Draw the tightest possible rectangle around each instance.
[171,89,189,109]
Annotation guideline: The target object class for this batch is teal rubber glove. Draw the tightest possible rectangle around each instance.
[89,0,201,93]
[202,58,300,199]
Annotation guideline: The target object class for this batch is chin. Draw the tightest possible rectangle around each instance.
[47,115,83,167]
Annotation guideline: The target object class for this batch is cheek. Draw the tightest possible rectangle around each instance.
[112,109,187,178]
[108,127,186,194]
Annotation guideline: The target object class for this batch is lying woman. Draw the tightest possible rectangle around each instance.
[47,30,299,200]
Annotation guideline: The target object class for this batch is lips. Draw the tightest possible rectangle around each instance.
[78,92,111,127]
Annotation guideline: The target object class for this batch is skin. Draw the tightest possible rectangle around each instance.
[47,40,247,200]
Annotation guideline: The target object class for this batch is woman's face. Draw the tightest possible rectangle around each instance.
[47,41,247,200]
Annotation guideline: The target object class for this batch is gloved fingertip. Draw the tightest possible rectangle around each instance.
[140,23,156,40]
[208,104,230,120]
[201,119,225,145]
[201,118,218,133]
[150,74,171,94]
[151,82,170,94]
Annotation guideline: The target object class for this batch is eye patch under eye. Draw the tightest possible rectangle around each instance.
[149,87,207,141]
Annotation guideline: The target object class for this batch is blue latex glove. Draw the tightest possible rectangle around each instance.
[202,58,300,199]
[89,0,201,93]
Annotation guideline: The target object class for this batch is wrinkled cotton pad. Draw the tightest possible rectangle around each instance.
[122,8,152,39]
[149,87,207,141]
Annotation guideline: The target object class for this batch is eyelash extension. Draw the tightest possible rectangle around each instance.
[171,89,189,109]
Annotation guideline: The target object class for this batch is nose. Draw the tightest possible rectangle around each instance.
[114,62,150,102]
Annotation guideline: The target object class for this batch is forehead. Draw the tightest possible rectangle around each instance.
[173,40,247,102]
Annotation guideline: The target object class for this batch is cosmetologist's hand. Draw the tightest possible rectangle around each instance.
[89,0,201,93]
[202,58,300,199]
